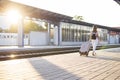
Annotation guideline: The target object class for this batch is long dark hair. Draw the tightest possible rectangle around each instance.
[92,25,97,32]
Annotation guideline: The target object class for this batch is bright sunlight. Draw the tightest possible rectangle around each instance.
[5,9,22,24]
[10,54,16,58]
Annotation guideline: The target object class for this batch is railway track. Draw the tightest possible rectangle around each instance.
[0,45,119,61]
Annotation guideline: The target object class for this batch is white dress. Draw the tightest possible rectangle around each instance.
[91,32,98,53]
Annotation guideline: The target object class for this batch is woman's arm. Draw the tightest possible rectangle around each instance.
[89,32,92,41]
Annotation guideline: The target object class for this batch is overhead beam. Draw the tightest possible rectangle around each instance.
[114,0,120,5]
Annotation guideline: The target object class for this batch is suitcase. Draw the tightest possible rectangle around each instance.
[79,41,91,56]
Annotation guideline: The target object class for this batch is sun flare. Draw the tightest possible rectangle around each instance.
[10,54,16,58]
[6,9,22,24]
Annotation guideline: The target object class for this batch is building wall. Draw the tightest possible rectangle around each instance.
[0,33,28,45]
[109,31,120,44]
[59,22,109,46]
[0,29,119,46]
[0,32,48,46]
[109,35,119,44]
[30,31,48,46]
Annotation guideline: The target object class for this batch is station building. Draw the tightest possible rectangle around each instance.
[0,0,120,46]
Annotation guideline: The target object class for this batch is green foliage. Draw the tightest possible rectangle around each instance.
[0,27,3,32]
[0,20,48,33]
[73,15,83,21]
[9,24,18,33]
[24,20,47,33]
[99,46,107,49]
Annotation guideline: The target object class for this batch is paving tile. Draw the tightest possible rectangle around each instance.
[0,48,120,80]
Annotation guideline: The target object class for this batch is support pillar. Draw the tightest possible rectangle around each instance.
[58,25,60,46]
[47,22,51,45]
[18,17,24,47]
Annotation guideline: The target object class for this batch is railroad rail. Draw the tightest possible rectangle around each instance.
[0,45,120,61]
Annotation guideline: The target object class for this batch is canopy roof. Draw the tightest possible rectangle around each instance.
[114,0,120,5]
[0,0,72,22]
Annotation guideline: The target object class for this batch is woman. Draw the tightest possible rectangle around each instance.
[90,25,99,56]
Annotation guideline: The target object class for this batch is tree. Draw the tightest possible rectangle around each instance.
[72,15,83,21]
[24,20,47,33]
[2,19,48,33]
[0,27,3,32]
[8,24,18,33]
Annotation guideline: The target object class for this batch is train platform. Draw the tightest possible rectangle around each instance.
[0,47,120,80]
[0,44,119,52]
[0,45,120,61]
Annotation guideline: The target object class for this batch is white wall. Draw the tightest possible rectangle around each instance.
[30,31,48,46]
[0,32,119,46]
[0,33,18,45]
[0,33,28,45]
[0,32,49,46]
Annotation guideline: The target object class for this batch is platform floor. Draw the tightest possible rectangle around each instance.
[0,47,120,80]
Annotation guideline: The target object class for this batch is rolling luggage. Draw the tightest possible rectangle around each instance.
[79,41,91,56]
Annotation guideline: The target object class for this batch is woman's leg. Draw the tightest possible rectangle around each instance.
[93,39,98,54]
[91,40,96,55]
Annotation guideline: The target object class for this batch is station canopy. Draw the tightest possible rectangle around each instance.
[0,0,120,32]
[114,0,120,5]
[0,0,72,22]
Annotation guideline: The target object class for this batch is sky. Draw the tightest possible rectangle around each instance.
[0,0,120,28]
